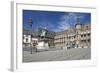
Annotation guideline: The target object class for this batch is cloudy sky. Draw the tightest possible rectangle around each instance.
[23,10,91,32]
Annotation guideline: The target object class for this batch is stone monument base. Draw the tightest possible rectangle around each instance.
[37,41,49,51]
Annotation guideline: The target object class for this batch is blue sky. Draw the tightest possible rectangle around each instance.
[23,10,91,32]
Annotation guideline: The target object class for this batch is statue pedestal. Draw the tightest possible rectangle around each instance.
[37,41,49,51]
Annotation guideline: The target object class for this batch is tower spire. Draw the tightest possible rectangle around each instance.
[77,17,80,24]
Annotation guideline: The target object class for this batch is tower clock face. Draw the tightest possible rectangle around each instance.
[76,25,81,29]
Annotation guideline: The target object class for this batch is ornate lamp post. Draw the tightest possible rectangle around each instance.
[28,17,33,54]
[28,17,33,27]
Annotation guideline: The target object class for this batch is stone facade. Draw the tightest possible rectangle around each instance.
[54,22,91,49]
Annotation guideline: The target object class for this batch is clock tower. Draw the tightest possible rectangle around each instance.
[75,17,81,29]
[75,17,82,48]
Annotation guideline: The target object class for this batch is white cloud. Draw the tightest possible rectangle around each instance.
[36,12,84,32]
[58,20,70,31]
[38,21,55,31]
[55,13,84,32]
[55,13,72,32]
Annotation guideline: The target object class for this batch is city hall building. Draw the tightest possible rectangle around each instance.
[54,19,91,49]
[23,18,91,50]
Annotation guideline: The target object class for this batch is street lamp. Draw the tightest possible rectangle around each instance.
[28,17,33,54]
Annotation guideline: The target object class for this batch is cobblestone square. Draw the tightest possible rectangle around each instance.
[23,48,91,62]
